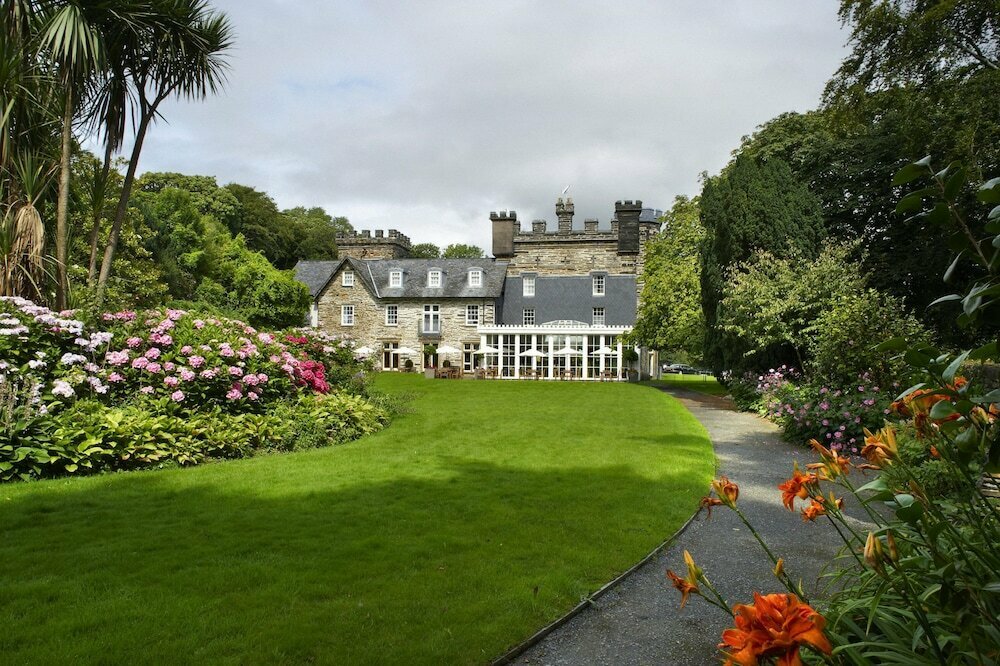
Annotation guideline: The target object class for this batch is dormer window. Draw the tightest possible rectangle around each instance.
[342,269,355,287]
[389,270,402,288]
[428,270,442,288]
[592,274,605,296]
[468,269,483,288]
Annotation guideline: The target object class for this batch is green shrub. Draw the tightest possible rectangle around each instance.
[0,393,389,482]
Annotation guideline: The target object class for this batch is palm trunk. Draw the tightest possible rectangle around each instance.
[87,141,113,285]
[54,88,72,310]
[95,107,152,304]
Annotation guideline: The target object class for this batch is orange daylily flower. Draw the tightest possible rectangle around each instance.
[667,550,704,609]
[712,475,740,507]
[861,426,899,467]
[778,464,820,511]
[800,499,827,522]
[720,592,832,666]
[666,570,699,608]
[800,495,843,522]
[892,381,967,435]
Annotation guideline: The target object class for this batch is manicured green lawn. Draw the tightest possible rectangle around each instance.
[644,373,729,397]
[0,374,713,664]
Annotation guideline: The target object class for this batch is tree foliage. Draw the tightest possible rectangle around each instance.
[441,243,483,259]
[629,196,705,361]
[408,242,440,259]
[700,155,826,372]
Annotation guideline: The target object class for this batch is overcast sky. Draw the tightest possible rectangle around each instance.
[130,1,849,254]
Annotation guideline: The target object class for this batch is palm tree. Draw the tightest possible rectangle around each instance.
[37,1,105,310]
[95,0,232,304]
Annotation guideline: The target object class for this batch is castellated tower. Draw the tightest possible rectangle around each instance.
[491,197,660,276]
[335,229,412,259]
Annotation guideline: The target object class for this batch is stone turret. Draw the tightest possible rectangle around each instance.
[336,228,412,259]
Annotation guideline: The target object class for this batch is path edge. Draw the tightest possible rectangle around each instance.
[490,507,703,665]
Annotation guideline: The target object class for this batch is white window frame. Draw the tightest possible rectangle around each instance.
[468,269,483,288]
[523,308,535,325]
[428,270,442,288]
[385,304,398,326]
[389,271,402,288]
[592,274,605,296]
[466,304,480,325]
[523,275,535,297]
[592,307,606,326]
[342,270,355,287]
[422,304,441,333]
[341,305,355,326]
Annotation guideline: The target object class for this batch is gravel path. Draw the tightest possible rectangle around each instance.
[511,387,866,666]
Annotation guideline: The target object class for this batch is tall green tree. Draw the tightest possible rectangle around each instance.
[96,0,233,303]
[700,155,825,373]
[629,196,705,361]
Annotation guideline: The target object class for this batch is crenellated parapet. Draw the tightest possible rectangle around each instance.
[336,228,412,259]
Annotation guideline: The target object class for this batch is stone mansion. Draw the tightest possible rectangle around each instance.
[294,198,661,379]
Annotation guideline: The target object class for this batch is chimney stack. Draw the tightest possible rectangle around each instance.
[490,210,517,258]
[615,200,643,254]
[556,197,574,234]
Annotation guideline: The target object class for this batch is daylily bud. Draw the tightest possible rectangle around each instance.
[773,558,784,578]
[684,550,703,584]
[886,531,899,564]
[864,532,885,571]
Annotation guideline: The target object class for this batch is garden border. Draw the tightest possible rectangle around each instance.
[490,507,702,665]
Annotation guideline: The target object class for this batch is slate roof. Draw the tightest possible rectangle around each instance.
[294,259,345,298]
[294,258,508,300]
[500,274,637,326]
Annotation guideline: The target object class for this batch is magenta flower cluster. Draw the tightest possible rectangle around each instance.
[758,370,894,454]
[1,298,364,413]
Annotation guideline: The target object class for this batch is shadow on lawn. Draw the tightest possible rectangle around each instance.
[0,455,706,664]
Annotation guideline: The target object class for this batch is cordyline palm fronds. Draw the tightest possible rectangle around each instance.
[0,154,50,299]
[95,0,233,304]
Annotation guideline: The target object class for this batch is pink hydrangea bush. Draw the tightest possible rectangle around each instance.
[98,308,367,410]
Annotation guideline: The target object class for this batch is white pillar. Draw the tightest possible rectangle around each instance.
[616,337,623,380]
[514,334,521,379]
[581,335,588,380]
[531,335,537,373]
[547,335,554,379]
[479,333,487,369]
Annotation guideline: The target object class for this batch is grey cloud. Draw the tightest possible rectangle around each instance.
[130,1,848,252]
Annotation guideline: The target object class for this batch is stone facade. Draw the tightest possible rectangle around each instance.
[315,262,496,370]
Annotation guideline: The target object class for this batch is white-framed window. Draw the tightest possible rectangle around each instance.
[523,275,535,297]
[385,304,398,326]
[592,307,606,326]
[466,304,480,325]
[428,270,442,288]
[523,308,535,325]
[342,270,355,287]
[468,269,483,288]
[592,274,606,296]
[422,304,441,333]
[389,270,402,288]
[341,305,355,326]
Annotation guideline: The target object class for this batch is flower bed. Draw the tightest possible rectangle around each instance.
[0,297,386,481]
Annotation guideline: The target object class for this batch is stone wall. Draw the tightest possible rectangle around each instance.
[315,263,494,369]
